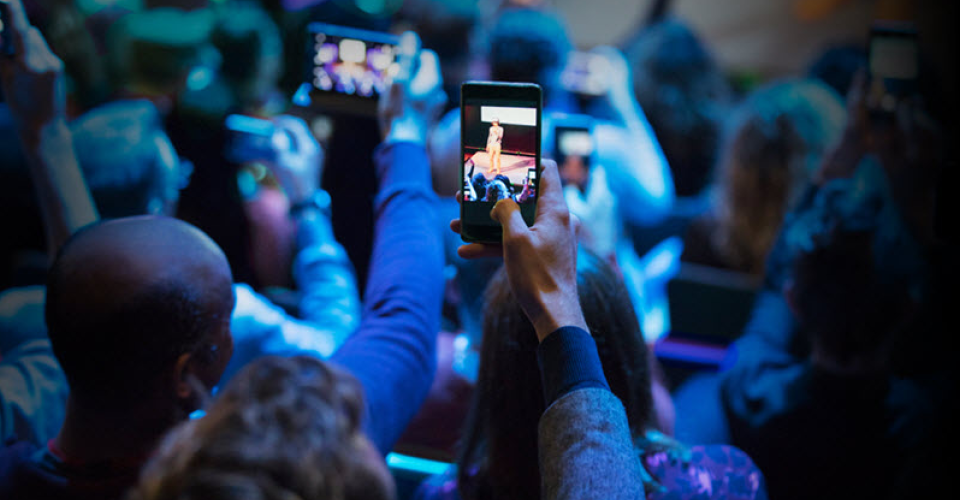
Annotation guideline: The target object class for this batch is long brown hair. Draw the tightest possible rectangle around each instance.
[456,249,659,500]
[713,79,845,275]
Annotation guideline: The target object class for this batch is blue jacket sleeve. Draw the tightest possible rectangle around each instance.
[330,141,443,455]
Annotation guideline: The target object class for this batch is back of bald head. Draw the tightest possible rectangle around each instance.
[46,216,235,410]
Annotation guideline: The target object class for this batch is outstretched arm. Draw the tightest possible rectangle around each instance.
[0,0,97,258]
[331,32,447,455]
[453,161,646,500]
[592,46,674,227]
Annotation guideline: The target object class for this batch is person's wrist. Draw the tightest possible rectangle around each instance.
[289,189,331,219]
[20,117,70,152]
[532,294,588,343]
[384,113,428,146]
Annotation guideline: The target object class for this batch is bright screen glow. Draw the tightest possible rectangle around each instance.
[481,106,537,127]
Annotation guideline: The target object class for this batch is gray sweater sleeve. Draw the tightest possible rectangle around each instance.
[538,388,645,500]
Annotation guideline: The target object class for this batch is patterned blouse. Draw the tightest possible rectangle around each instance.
[413,443,768,500]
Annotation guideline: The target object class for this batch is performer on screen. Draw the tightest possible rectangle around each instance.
[486,118,504,175]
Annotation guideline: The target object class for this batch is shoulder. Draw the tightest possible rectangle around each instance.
[643,444,767,500]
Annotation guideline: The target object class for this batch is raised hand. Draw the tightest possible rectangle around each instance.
[452,160,586,342]
[377,31,446,146]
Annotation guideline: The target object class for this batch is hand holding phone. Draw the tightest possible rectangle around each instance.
[459,81,542,243]
[225,114,323,205]
[452,159,587,341]
[867,21,918,114]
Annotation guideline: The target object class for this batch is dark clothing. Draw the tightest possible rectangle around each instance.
[0,141,443,499]
[0,441,141,500]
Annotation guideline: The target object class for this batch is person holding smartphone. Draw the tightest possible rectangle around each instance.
[486,118,504,175]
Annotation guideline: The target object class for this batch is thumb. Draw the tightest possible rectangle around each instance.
[491,197,528,242]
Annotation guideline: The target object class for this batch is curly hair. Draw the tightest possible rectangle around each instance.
[129,356,390,500]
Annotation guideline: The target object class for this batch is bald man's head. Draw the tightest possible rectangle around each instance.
[46,217,235,410]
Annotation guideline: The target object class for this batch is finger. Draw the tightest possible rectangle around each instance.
[490,197,528,241]
[450,218,461,234]
[455,190,462,204]
[5,0,31,55]
[570,212,582,239]
[395,31,420,84]
[273,115,318,155]
[457,242,503,260]
[533,159,569,219]
[410,49,441,97]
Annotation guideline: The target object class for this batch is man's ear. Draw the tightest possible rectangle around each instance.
[173,352,195,400]
[783,279,801,320]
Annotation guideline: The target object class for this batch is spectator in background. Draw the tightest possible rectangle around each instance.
[0,11,444,499]
[806,44,867,100]
[623,17,734,199]
[415,250,767,500]
[682,79,845,276]
[723,161,931,500]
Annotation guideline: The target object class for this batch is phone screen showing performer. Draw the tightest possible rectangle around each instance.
[460,81,542,243]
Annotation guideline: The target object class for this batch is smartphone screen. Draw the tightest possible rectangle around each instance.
[559,51,609,97]
[460,81,542,243]
[1,0,14,58]
[223,114,280,164]
[868,22,918,111]
[293,22,401,115]
[554,125,594,193]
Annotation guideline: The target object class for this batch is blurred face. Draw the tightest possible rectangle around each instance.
[560,155,588,192]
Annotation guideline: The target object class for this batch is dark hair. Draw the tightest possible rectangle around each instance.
[209,2,283,107]
[806,44,867,99]
[713,79,845,275]
[457,249,657,500]
[487,7,571,86]
[70,100,180,218]
[785,162,922,364]
[624,17,733,196]
[131,356,388,500]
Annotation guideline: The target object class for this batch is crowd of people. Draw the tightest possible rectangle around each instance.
[0,1,953,500]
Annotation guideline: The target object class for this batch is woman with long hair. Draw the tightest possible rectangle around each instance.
[415,250,767,500]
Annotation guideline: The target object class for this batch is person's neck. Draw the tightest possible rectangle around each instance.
[54,395,182,464]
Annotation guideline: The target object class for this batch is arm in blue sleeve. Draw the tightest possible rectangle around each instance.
[331,141,443,455]
[292,207,361,347]
[537,326,610,407]
[0,339,69,446]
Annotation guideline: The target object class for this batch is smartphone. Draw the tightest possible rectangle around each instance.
[552,114,595,193]
[292,22,402,116]
[867,21,918,113]
[223,114,283,164]
[460,81,542,243]
[559,51,610,97]
[1,0,14,58]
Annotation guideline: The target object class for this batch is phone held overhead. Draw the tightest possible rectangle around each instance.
[459,81,542,244]
[293,22,402,116]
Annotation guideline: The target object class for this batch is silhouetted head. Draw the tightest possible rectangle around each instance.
[458,249,655,500]
[624,17,733,196]
[783,161,922,374]
[45,216,234,415]
[71,100,186,217]
[714,78,845,275]
[130,355,393,500]
[487,7,571,89]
